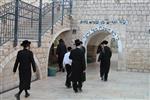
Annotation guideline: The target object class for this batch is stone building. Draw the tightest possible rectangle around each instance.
[0,0,150,93]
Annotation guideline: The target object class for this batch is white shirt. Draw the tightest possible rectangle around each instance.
[63,52,72,68]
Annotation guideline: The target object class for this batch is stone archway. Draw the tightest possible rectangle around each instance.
[46,28,71,67]
[86,31,110,63]
[46,28,73,72]
[81,24,126,70]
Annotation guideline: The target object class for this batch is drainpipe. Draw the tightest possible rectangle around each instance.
[69,0,72,16]
[51,0,54,34]
[61,0,64,25]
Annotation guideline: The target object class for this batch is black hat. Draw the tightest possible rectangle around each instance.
[59,39,64,42]
[74,39,81,46]
[67,46,72,51]
[101,40,108,45]
[80,41,83,44]
[21,40,31,47]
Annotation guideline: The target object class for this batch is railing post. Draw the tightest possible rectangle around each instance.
[31,10,33,28]
[14,0,19,47]
[0,37,1,45]
[51,0,54,34]
[61,0,64,25]
[69,0,72,16]
[38,0,42,47]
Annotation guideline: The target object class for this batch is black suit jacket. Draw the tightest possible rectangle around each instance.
[69,48,86,81]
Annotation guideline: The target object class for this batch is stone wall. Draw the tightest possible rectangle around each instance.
[0,0,11,6]
[72,0,150,72]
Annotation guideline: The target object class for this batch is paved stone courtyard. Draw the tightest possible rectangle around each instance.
[1,61,149,100]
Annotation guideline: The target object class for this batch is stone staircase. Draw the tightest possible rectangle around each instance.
[0,0,71,93]
[0,14,71,93]
[0,0,61,45]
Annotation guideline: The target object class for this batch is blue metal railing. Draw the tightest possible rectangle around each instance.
[0,13,15,45]
[0,0,72,46]
[0,1,15,16]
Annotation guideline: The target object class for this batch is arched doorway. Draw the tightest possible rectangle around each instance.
[48,30,73,73]
[86,32,119,70]
[82,24,125,71]
[86,31,110,63]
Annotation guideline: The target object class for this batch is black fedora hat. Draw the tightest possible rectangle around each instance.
[101,40,108,45]
[80,41,83,44]
[21,40,31,47]
[74,39,81,46]
[59,39,63,42]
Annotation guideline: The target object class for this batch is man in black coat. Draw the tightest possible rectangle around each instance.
[80,41,86,54]
[13,40,36,100]
[56,39,67,72]
[96,42,103,54]
[98,40,112,81]
[69,39,86,93]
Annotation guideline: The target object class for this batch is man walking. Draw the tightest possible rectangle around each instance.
[56,39,67,72]
[13,40,36,100]
[98,40,112,81]
[69,39,86,93]
[63,47,72,88]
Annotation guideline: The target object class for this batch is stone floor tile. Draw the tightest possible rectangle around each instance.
[1,63,149,100]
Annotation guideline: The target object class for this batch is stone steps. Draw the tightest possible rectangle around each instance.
[0,15,70,69]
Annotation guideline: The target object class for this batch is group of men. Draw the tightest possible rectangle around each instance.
[61,39,86,93]
[13,39,112,100]
[56,39,112,92]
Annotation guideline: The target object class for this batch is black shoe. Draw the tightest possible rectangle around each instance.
[65,84,72,88]
[74,89,78,93]
[67,86,72,88]
[104,79,107,81]
[62,68,65,72]
[14,94,20,100]
[78,88,82,92]
[57,69,61,72]
[101,77,103,80]
[25,93,30,98]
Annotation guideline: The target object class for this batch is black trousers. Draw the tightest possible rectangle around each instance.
[58,60,63,71]
[100,70,108,80]
[18,89,28,95]
[100,60,110,80]
[72,81,82,91]
[65,64,71,87]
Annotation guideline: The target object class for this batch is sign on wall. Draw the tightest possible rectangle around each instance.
[81,19,128,53]
[80,19,128,25]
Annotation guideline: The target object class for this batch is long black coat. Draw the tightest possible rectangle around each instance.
[80,46,86,54]
[97,45,103,54]
[13,49,36,90]
[69,48,86,81]
[56,43,67,64]
[99,46,112,74]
